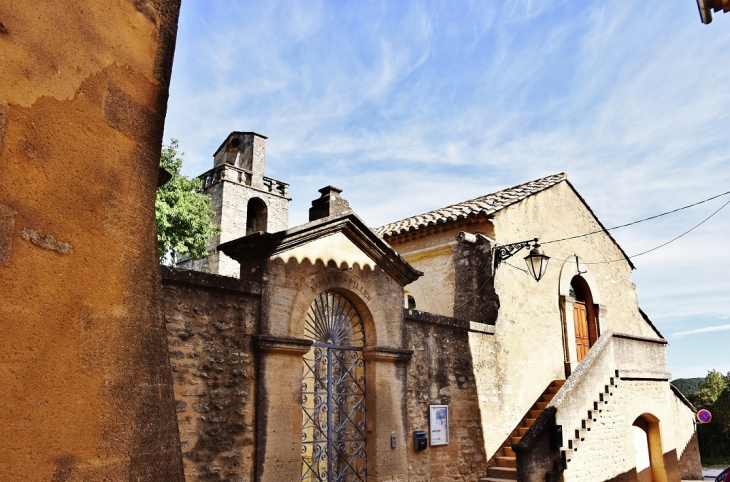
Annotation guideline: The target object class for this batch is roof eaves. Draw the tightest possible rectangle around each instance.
[669,383,697,413]
[639,308,664,340]
[563,179,636,270]
[375,173,567,237]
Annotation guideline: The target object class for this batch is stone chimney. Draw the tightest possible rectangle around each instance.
[309,186,352,221]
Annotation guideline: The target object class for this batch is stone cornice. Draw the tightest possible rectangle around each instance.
[160,265,262,295]
[254,334,312,355]
[613,331,667,345]
[361,346,413,362]
[219,212,422,286]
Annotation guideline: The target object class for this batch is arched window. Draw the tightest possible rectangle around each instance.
[246,198,268,235]
[570,275,598,363]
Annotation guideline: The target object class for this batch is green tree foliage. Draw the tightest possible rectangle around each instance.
[688,370,730,462]
[156,139,220,262]
[671,378,703,396]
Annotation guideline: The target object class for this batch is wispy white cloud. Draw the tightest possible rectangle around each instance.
[672,324,730,339]
[164,1,730,374]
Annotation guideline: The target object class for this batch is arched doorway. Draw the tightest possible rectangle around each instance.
[570,276,598,363]
[632,414,667,482]
[246,198,268,235]
[301,291,367,481]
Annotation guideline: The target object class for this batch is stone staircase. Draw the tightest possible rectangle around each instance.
[479,380,566,482]
[559,371,620,468]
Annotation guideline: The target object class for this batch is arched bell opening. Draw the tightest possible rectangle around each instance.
[246,198,268,235]
[569,275,599,363]
[301,290,367,481]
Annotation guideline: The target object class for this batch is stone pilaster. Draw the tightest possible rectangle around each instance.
[362,346,413,481]
[254,335,313,482]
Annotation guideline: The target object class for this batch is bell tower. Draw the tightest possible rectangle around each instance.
[176,132,291,277]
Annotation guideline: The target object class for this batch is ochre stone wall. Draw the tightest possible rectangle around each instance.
[0,1,183,480]
[390,219,492,317]
[404,311,488,481]
[161,267,261,481]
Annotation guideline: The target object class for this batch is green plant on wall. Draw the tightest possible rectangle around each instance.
[156,139,220,263]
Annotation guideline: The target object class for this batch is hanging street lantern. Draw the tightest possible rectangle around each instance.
[456,233,551,282]
[524,242,550,282]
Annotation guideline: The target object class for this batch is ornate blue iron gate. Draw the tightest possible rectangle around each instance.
[301,291,366,482]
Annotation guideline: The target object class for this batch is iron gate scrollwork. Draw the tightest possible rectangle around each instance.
[301,291,367,482]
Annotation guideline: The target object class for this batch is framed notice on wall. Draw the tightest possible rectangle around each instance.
[429,405,449,446]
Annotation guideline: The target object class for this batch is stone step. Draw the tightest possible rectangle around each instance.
[561,449,572,463]
[524,418,536,428]
[529,410,542,419]
[518,427,529,436]
[547,386,560,394]
[552,379,566,388]
[480,478,515,482]
[510,436,521,445]
[503,446,516,457]
[541,393,555,402]
[487,466,518,480]
[535,401,549,410]
[495,456,517,468]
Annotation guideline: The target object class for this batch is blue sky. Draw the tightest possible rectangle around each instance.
[163,1,730,379]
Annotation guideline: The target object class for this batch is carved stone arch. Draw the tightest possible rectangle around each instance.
[287,270,380,346]
[631,413,668,482]
[558,255,602,304]
[559,256,605,374]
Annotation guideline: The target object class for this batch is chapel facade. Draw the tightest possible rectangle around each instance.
[162,132,702,482]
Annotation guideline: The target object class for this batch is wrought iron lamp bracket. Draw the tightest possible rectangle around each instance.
[493,238,538,269]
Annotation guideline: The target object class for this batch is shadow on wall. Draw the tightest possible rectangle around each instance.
[403,309,489,479]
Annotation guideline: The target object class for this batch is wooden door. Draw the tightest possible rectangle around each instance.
[574,302,590,363]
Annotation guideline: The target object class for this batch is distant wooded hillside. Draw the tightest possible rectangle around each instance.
[671,378,703,396]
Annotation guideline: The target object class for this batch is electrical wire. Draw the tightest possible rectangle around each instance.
[454,189,730,307]
[578,196,730,265]
[541,189,730,245]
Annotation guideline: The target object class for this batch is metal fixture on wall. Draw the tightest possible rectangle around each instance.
[494,238,550,282]
[456,232,550,282]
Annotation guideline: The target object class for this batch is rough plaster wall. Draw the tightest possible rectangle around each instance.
[0,1,183,480]
[404,319,488,481]
[670,393,702,480]
[471,322,565,460]
[162,279,260,481]
[392,225,468,316]
[562,380,681,482]
[466,182,658,461]
[493,182,652,339]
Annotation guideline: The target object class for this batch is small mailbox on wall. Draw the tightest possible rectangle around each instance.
[413,431,427,451]
[429,405,449,446]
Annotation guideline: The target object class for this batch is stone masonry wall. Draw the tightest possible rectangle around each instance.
[161,266,261,481]
[562,379,682,482]
[404,310,488,481]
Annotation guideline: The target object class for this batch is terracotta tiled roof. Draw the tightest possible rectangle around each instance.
[374,173,567,237]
